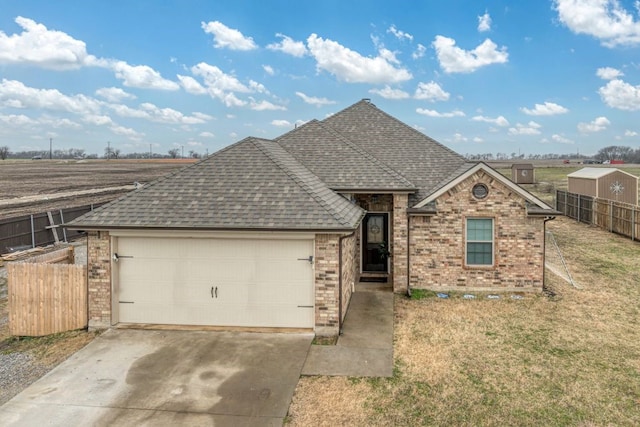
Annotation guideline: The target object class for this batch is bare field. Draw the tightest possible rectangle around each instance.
[0,159,193,218]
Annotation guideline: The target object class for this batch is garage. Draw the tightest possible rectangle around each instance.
[112,236,315,329]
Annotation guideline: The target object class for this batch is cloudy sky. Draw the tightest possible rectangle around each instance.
[1,0,639,157]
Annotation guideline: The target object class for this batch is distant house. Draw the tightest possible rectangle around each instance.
[69,100,557,336]
[511,163,535,184]
[568,167,639,205]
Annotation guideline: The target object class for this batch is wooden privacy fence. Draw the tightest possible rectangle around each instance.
[556,190,640,241]
[8,247,87,336]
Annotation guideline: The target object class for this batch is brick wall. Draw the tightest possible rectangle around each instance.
[409,170,544,291]
[340,233,358,322]
[314,234,340,336]
[392,193,409,292]
[87,230,112,330]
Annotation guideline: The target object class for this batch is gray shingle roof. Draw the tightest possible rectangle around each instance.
[276,119,415,192]
[69,137,364,231]
[322,99,467,204]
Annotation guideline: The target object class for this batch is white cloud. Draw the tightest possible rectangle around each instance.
[295,92,337,106]
[552,134,574,144]
[508,121,542,135]
[139,102,212,124]
[554,0,640,47]
[598,79,640,110]
[263,65,275,75]
[452,133,468,142]
[578,116,610,133]
[189,62,269,107]
[201,21,257,50]
[412,43,426,59]
[177,75,207,95]
[0,113,37,126]
[369,85,410,100]
[597,67,624,80]
[306,34,412,84]
[521,101,569,116]
[473,137,484,143]
[83,114,113,126]
[416,108,465,118]
[478,12,492,32]
[0,16,94,70]
[199,131,215,138]
[110,125,144,138]
[110,61,179,90]
[249,99,286,111]
[472,115,510,127]
[0,79,101,114]
[387,25,413,41]
[271,119,292,127]
[266,33,307,57]
[414,81,450,102]
[624,129,638,136]
[432,35,508,73]
[95,87,136,102]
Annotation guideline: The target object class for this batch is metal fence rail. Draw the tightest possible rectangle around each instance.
[556,190,639,241]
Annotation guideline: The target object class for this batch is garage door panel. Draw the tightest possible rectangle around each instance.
[117,237,314,328]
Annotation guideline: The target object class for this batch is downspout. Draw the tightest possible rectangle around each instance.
[338,232,356,335]
[542,216,556,289]
[406,212,411,297]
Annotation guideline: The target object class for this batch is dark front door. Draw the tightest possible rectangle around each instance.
[362,213,389,272]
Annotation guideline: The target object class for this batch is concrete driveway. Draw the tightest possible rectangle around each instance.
[0,329,313,426]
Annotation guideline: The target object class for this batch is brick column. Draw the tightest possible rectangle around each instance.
[87,230,111,330]
[392,194,408,293]
[314,234,340,336]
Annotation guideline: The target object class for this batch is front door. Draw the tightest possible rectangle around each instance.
[362,213,389,272]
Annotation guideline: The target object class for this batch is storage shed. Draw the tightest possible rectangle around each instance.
[511,163,535,184]
[567,168,639,205]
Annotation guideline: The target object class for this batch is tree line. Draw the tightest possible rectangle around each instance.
[0,146,205,160]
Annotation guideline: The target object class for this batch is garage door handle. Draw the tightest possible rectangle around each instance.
[297,305,313,308]
[211,286,218,298]
[297,256,313,264]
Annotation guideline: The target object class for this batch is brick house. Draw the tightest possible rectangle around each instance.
[70,99,557,336]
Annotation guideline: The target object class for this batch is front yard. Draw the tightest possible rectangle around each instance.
[287,216,640,426]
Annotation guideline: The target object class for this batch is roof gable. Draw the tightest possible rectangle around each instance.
[69,138,364,231]
[276,119,415,192]
[414,162,555,212]
[568,167,638,180]
[322,99,467,203]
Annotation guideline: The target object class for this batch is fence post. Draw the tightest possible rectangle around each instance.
[610,201,613,232]
[577,194,581,222]
[30,214,35,248]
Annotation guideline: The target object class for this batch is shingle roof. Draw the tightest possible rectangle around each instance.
[276,119,416,192]
[322,99,467,204]
[69,137,364,231]
[567,167,636,179]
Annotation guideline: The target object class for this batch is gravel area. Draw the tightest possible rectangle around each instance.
[0,353,51,405]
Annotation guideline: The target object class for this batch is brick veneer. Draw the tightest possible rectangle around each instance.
[392,193,409,292]
[409,170,545,291]
[87,230,111,330]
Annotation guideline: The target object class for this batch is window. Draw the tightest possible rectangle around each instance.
[472,183,488,199]
[466,218,493,266]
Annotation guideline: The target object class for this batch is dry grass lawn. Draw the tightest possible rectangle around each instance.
[287,216,640,426]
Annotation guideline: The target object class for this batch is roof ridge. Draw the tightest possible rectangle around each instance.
[251,138,361,228]
[314,120,416,189]
[324,99,465,161]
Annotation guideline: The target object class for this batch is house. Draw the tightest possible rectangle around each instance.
[511,163,535,184]
[69,99,557,336]
[568,167,639,205]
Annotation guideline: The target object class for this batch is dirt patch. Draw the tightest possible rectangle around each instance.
[0,159,190,219]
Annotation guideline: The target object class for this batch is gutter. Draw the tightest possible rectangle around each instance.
[406,210,411,297]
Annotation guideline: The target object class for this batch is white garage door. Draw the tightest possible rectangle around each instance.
[115,237,315,328]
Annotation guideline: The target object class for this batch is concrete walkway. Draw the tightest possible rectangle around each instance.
[302,283,394,377]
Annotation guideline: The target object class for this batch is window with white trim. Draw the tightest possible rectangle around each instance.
[466,218,493,266]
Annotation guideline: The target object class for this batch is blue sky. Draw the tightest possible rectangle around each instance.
[1,0,639,157]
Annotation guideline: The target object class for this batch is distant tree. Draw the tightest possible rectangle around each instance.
[0,146,9,160]
[168,148,180,159]
[189,150,201,159]
[595,145,633,162]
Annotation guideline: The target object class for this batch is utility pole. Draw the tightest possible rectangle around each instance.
[49,137,52,160]
[107,141,111,160]
[149,144,152,159]
[181,145,184,159]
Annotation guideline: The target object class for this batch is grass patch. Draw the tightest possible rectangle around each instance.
[0,329,99,366]
[409,288,436,300]
[288,216,640,426]
[312,335,338,345]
